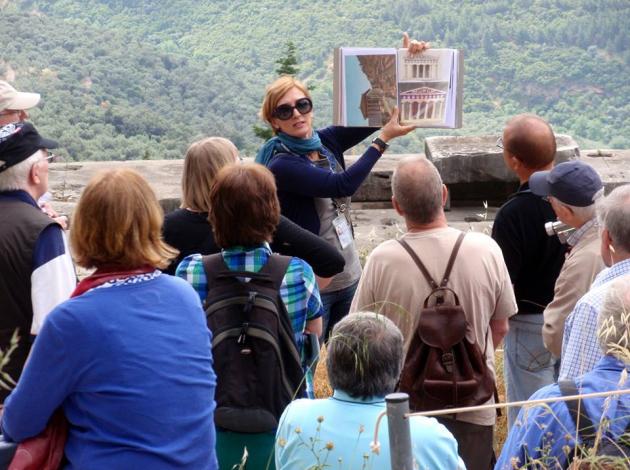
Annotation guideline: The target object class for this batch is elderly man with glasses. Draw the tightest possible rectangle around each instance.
[491,114,567,429]
[0,122,76,402]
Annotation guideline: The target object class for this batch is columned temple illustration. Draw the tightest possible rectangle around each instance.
[402,55,439,80]
[399,87,446,121]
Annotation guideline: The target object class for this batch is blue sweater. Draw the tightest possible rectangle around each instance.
[268,126,378,234]
[2,274,218,470]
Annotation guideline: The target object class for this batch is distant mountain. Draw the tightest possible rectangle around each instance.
[1,0,628,160]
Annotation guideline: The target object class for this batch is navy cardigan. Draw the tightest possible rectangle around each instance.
[268,126,379,234]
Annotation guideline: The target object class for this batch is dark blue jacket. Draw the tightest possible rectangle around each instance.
[268,126,378,234]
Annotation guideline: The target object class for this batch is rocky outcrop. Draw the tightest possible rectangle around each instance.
[424,134,580,203]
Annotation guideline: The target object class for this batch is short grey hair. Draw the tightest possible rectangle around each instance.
[556,201,597,223]
[327,312,404,399]
[392,157,443,225]
[597,184,630,254]
[597,275,630,358]
[0,150,42,191]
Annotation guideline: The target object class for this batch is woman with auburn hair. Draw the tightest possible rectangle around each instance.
[1,168,219,469]
[254,35,426,338]
[162,136,345,280]
[176,163,322,470]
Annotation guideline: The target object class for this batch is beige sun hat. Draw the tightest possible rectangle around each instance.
[0,81,40,112]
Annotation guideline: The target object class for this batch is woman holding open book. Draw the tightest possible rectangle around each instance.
[254,34,427,338]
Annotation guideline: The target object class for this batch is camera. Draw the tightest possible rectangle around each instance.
[545,220,575,244]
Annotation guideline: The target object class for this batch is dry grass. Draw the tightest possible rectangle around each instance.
[313,345,509,454]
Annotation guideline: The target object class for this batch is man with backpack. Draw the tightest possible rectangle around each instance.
[351,156,517,470]
[495,274,630,470]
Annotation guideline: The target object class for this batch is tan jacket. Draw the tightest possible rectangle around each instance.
[542,222,604,357]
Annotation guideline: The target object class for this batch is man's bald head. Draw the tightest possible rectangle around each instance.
[392,157,444,225]
[503,114,556,170]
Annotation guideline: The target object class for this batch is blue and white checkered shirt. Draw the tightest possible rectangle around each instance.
[559,259,630,379]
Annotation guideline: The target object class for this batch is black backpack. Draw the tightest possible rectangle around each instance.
[559,379,630,468]
[397,233,496,412]
[202,253,306,433]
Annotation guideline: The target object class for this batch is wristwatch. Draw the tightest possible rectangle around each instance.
[371,137,390,153]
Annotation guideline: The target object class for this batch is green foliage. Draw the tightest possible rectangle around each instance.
[275,41,300,76]
[0,0,628,160]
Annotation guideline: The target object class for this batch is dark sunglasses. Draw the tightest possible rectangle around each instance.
[272,97,313,121]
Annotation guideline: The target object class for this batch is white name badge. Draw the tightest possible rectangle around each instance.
[332,215,353,249]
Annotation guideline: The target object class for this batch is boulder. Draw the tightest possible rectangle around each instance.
[424,134,580,203]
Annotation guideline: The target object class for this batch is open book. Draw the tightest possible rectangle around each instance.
[333,47,463,128]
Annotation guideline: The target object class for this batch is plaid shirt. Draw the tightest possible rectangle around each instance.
[566,217,597,247]
[560,259,630,379]
[176,244,322,396]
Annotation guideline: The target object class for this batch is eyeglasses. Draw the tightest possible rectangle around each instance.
[41,151,62,163]
[272,97,313,121]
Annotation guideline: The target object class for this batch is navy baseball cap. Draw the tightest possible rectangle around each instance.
[530,161,603,207]
[0,122,58,173]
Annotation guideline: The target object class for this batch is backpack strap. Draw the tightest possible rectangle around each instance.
[257,254,292,291]
[440,232,466,287]
[397,232,466,289]
[559,379,597,443]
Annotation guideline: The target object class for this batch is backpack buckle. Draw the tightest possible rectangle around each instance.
[441,351,454,373]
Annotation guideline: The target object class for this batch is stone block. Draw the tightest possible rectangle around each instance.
[424,134,579,203]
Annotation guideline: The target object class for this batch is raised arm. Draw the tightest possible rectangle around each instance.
[271,215,345,278]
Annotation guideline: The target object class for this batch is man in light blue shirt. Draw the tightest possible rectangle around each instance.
[496,275,630,469]
[275,313,465,470]
[560,184,630,379]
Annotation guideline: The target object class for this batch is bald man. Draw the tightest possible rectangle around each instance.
[491,114,567,428]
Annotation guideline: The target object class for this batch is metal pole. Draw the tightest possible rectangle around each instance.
[386,392,413,470]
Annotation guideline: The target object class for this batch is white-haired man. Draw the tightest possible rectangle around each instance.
[0,81,40,127]
[351,156,517,470]
[0,122,75,401]
[529,161,606,358]
[559,183,630,379]
[496,274,630,469]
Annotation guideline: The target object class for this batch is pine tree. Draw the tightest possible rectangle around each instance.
[275,41,300,76]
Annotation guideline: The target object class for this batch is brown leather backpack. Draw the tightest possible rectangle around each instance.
[397,233,496,412]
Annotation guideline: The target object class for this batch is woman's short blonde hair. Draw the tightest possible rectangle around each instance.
[181,137,239,212]
[71,168,177,269]
[260,75,311,133]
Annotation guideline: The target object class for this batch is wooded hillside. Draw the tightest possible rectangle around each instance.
[1,0,628,160]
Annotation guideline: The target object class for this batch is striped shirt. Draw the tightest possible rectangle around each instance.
[560,259,630,379]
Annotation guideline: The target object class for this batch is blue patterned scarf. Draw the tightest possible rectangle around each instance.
[255,132,323,167]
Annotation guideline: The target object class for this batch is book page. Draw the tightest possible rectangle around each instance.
[396,48,456,127]
[339,48,397,127]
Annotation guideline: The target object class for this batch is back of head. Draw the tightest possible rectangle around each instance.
[392,156,443,225]
[71,168,176,270]
[260,75,310,128]
[209,163,280,248]
[181,137,238,212]
[597,275,630,360]
[504,114,556,170]
[327,312,404,399]
[597,184,630,255]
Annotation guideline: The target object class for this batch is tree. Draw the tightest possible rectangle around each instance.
[275,41,300,76]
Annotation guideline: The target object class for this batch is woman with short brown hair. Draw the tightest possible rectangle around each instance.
[2,168,219,469]
[177,163,322,470]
